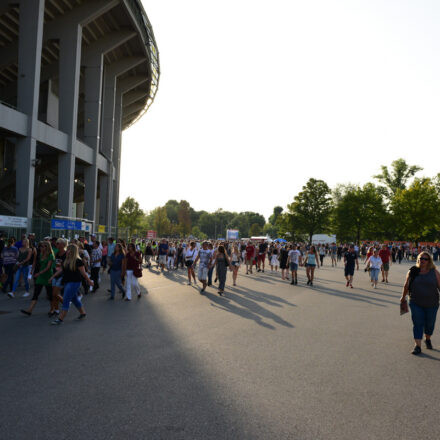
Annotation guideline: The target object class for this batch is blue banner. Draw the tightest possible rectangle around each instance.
[51,219,82,230]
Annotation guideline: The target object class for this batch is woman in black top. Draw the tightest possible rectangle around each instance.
[400,252,440,355]
[279,246,289,281]
[49,244,93,325]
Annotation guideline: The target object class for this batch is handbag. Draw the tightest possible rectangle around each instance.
[134,265,143,278]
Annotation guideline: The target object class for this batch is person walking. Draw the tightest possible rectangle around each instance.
[344,244,359,288]
[49,244,92,325]
[288,244,302,285]
[2,238,18,295]
[279,245,289,280]
[230,245,241,286]
[400,252,440,355]
[270,247,279,272]
[193,241,211,293]
[365,249,382,288]
[213,244,230,296]
[48,238,67,316]
[109,243,126,300]
[20,241,54,316]
[379,244,391,283]
[305,246,320,286]
[90,240,102,292]
[9,238,33,298]
[185,242,198,285]
[318,245,326,266]
[245,241,255,275]
[125,243,142,300]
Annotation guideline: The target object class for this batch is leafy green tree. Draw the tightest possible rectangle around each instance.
[332,183,388,244]
[286,178,332,244]
[150,206,172,237]
[390,178,440,244]
[249,223,263,236]
[118,197,144,234]
[177,200,192,236]
[374,158,422,198]
[269,206,283,225]
[263,222,278,238]
[164,200,179,224]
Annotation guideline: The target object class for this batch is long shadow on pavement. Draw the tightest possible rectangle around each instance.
[0,289,258,440]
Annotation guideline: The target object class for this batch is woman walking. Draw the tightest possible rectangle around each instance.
[125,243,142,300]
[185,242,198,285]
[305,245,320,286]
[400,252,440,355]
[230,245,241,286]
[49,244,93,325]
[279,245,289,280]
[270,247,279,272]
[9,238,33,298]
[109,243,126,300]
[2,238,18,295]
[365,249,382,288]
[49,238,67,316]
[20,241,54,316]
[214,245,230,295]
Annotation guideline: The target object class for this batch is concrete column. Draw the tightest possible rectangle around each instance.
[57,24,82,217]
[15,0,45,226]
[111,90,123,228]
[98,174,109,227]
[83,56,104,224]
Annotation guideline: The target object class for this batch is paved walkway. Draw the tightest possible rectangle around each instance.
[1,259,440,439]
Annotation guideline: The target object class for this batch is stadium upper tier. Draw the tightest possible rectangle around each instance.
[0,0,160,231]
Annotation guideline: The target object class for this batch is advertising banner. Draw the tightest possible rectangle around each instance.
[226,229,239,240]
[147,230,157,239]
[51,219,82,230]
[0,215,28,228]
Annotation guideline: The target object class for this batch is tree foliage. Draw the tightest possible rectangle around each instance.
[374,158,422,198]
[332,183,388,243]
[390,178,440,243]
[118,197,144,234]
[286,178,332,244]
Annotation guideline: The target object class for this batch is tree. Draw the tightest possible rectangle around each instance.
[150,206,172,237]
[286,178,332,244]
[177,200,192,236]
[263,222,278,238]
[249,223,263,237]
[118,197,144,234]
[374,158,422,198]
[269,206,283,225]
[332,183,388,244]
[164,200,179,224]
[390,178,440,244]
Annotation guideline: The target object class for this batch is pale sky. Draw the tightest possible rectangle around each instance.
[120,0,440,220]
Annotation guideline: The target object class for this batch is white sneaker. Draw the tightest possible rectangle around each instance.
[22,292,30,298]
[7,292,14,298]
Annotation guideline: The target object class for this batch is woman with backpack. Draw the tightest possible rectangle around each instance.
[400,252,440,355]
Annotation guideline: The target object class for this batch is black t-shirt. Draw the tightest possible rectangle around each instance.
[344,251,357,267]
[54,252,66,279]
[62,258,85,283]
[259,243,267,253]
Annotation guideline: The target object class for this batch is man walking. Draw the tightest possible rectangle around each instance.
[344,244,359,288]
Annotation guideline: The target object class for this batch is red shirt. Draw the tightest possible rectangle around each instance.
[378,248,391,263]
[126,251,141,270]
[246,245,255,259]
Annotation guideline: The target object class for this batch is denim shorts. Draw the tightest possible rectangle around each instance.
[290,262,298,271]
[52,277,63,288]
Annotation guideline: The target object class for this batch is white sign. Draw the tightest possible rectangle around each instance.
[0,215,28,228]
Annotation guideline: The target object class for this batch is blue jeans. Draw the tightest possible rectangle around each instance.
[110,269,125,298]
[2,264,15,292]
[208,266,214,285]
[409,302,439,340]
[370,268,380,281]
[62,282,82,311]
[12,265,30,292]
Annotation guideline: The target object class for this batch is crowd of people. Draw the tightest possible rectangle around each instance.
[0,234,143,324]
[1,234,439,356]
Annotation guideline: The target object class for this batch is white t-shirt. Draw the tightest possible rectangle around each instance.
[185,248,198,260]
[288,249,301,264]
[369,256,382,269]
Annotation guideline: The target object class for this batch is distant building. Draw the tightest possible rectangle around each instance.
[0,0,159,236]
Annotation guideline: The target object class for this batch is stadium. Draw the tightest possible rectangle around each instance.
[0,0,159,238]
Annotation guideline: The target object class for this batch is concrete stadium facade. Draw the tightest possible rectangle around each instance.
[0,0,159,235]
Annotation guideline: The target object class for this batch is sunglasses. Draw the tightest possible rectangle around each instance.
[420,257,429,261]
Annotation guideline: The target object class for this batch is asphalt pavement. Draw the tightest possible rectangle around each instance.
[1,258,440,439]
